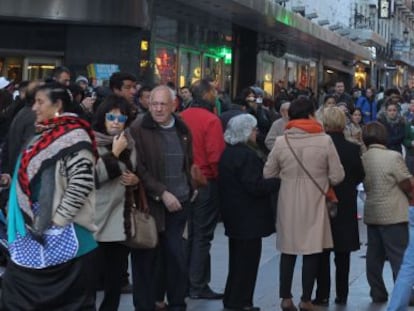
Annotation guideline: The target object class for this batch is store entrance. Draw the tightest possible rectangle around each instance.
[0,55,61,83]
[24,57,61,81]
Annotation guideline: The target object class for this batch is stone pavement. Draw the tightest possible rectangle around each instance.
[103,197,414,311]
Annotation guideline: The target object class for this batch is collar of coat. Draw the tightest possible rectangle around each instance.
[141,112,190,136]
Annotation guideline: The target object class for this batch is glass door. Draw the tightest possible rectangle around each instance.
[23,57,62,81]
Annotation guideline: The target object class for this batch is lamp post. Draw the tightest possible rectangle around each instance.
[404,28,409,41]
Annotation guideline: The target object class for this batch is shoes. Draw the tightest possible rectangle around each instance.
[189,287,224,300]
[223,306,260,311]
[120,283,133,294]
[280,299,297,311]
[334,297,347,305]
[311,298,329,306]
[298,301,314,311]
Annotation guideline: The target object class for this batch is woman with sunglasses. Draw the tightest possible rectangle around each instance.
[92,94,140,311]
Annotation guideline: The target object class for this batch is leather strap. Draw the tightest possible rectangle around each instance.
[284,134,327,197]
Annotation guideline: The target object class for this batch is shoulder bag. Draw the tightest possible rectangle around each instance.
[285,134,338,218]
[124,183,158,249]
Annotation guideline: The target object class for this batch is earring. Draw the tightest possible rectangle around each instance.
[55,111,60,117]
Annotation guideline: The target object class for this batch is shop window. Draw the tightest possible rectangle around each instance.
[154,45,177,86]
[1,57,23,83]
[262,60,274,95]
[179,49,201,88]
[203,54,222,85]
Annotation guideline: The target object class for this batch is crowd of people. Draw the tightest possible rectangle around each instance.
[0,67,413,311]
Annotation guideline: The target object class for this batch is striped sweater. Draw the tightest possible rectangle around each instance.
[51,149,97,232]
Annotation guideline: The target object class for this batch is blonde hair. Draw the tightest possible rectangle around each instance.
[323,106,346,131]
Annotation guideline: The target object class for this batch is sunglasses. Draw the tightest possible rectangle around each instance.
[105,113,128,123]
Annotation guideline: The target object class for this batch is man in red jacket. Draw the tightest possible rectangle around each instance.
[181,79,225,299]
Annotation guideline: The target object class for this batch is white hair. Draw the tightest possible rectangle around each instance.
[150,85,175,103]
[224,114,257,145]
[280,101,291,111]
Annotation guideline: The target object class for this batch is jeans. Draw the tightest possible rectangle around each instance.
[188,180,219,292]
[387,207,414,311]
[131,202,190,311]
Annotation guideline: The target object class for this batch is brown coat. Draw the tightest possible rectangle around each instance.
[263,128,345,255]
[129,112,193,232]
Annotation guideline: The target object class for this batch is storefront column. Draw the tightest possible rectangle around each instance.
[231,25,257,97]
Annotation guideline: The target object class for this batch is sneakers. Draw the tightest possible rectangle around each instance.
[189,287,224,300]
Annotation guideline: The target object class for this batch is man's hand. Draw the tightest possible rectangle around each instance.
[161,191,182,212]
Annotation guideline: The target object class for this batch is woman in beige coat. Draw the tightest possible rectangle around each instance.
[264,96,345,311]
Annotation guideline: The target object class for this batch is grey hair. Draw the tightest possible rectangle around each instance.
[150,85,175,103]
[224,114,257,145]
[280,101,291,111]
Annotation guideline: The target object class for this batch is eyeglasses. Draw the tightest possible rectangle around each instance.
[149,102,169,108]
[105,113,128,123]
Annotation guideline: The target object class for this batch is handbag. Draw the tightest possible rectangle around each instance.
[124,184,158,249]
[285,134,338,218]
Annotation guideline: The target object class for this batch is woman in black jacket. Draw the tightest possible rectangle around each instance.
[377,100,406,154]
[313,107,365,306]
[218,114,280,311]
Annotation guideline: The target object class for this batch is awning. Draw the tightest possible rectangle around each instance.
[353,29,387,48]
[165,0,372,61]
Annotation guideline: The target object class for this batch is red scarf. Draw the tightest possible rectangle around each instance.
[285,119,324,133]
[18,115,96,215]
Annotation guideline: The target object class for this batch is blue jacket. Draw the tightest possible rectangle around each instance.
[356,96,377,123]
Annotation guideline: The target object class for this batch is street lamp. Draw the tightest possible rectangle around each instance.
[403,28,409,41]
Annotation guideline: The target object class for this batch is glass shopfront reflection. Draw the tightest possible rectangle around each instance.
[179,49,201,87]
[154,45,177,86]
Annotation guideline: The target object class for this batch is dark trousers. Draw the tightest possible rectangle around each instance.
[366,223,408,300]
[188,180,219,292]
[131,204,189,311]
[315,250,351,300]
[97,242,129,311]
[1,250,96,311]
[280,253,320,302]
[223,238,261,309]
[154,245,166,302]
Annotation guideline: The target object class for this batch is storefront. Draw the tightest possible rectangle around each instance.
[0,0,150,83]
[257,52,318,96]
[151,13,232,92]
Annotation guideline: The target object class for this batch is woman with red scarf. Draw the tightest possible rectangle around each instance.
[264,96,345,311]
[1,83,97,310]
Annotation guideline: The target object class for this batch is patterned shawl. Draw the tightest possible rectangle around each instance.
[17,114,96,224]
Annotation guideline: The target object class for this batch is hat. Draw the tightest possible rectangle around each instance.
[75,75,89,85]
[0,77,10,89]
[250,86,264,97]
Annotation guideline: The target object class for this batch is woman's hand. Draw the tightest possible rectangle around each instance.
[121,170,140,186]
[112,132,128,158]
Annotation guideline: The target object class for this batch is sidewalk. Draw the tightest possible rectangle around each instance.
[109,197,414,311]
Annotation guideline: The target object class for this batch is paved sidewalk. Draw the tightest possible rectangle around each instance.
[105,198,414,311]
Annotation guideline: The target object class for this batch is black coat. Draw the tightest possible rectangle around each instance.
[218,143,280,239]
[378,115,406,154]
[328,132,365,252]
